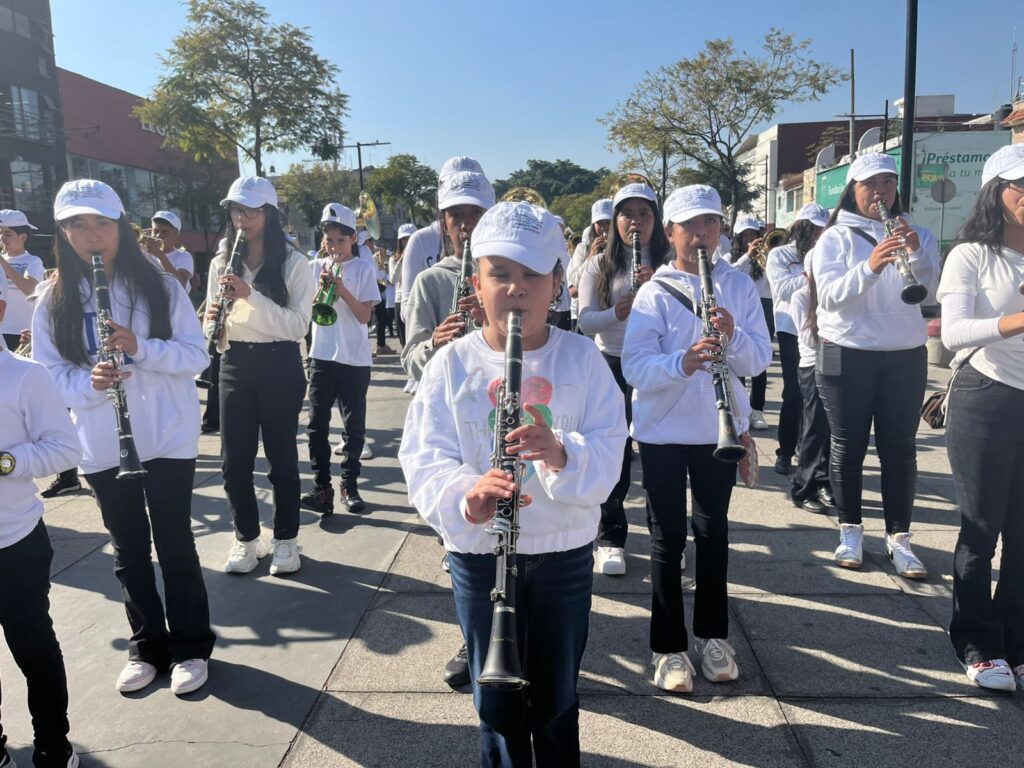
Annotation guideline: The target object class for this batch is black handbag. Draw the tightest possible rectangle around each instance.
[920,348,979,429]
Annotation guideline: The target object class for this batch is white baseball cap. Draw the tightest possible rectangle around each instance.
[220,176,278,209]
[439,155,484,181]
[397,223,417,239]
[438,171,495,211]
[0,209,38,230]
[663,185,724,224]
[591,198,613,223]
[795,203,830,227]
[321,202,356,230]
[471,201,564,274]
[846,152,898,183]
[732,213,761,235]
[54,179,126,222]
[357,231,373,246]
[152,210,182,232]
[613,182,657,209]
[981,143,1024,186]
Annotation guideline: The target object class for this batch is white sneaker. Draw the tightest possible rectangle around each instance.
[333,440,347,456]
[224,537,270,574]
[361,443,373,460]
[115,660,157,692]
[749,410,769,430]
[697,637,739,682]
[652,652,695,693]
[1013,664,1024,692]
[963,659,1016,692]
[595,546,626,576]
[885,532,927,579]
[170,658,209,695]
[269,537,302,576]
[834,524,864,569]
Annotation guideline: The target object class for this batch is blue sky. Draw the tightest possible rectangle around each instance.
[52,0,1018,180]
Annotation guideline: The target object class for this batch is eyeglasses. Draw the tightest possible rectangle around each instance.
[227,204,262,219]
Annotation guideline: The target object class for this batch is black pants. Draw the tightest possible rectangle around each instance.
[374,301,388,347]
[221,341,306,542]
[815,343,926,532]
[597,353,632,548]
[395,302,406,347]
[947,364,1024,666]
[201,352,220,429]
[0,522,73,766]
[86,458,215,667]
[745,298,775,411]
[550,310,571,331]
[308,359,371,489]
[2,333,20,351]
[776,331,802,459]
[641,442,734,652]
[791,366,831,503]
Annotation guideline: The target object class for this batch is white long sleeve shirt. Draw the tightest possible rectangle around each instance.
[0,350,82,549]
[622,259,773,445]
[33,273,208,474]
[577,246,654,356]
[810,210,939,351]
[399,327,628,555]
[206,246,315,353]
[766,243,807,336]
[400,221,443,304]
[1,252,45,336]
[788,283,816,368]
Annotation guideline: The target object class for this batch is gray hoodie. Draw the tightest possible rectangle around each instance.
[401,255,463,382]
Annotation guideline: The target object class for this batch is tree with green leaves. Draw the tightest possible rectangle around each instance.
[602,29,844,227]
[275,163,360,227]
[135,0,349,177]
[366,154,438,225]
[494,159,610,204]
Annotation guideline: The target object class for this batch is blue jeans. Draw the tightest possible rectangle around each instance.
[448,544,593,768]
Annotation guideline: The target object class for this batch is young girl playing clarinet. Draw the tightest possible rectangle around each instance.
[623,184,771,692]
[208,176,315,577]
[400,201,627,766]
[32,179,215,696]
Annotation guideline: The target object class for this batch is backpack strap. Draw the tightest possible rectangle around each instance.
[843,226,878,248]
[652,278,695,315]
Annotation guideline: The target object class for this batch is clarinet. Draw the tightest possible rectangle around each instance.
[205,229,246,355]
[91,253,146,480]
[697,248,747,464]
[450,236,474,338]
[477,309,528,690]
[631,231,642,292]
[873,200,928,305]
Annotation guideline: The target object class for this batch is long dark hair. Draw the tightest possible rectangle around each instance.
[222,204,290,306]
[731,228,764,280]
[50,216,172,367]
[826,179,903,229]
[954,179,1008,254]
[596,198,670,309]
[790,219,821,260]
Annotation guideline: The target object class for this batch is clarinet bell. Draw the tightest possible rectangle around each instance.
[476,605,528,690]
[900,282,928,305]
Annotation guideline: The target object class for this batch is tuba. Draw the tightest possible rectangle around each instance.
[356,191,381,240]
[500,187,548,208]
[753,228,788,270]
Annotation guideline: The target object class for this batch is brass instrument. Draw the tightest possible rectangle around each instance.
[500,187,548,208]
[132,224,165,253]
[91,252,146,480]
[356,192,382,240]
[608,172,657,199]
[13,334,31,357]
[477,309,528,690]
[697,247,747,464]
[754,228,787,270]
[874,200,928,305]
[312,258,344,326]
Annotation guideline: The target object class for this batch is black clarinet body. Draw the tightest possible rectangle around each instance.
[631,231,642,292]
[477,310,528,689]
[450,237,474,338]
[205,229,246,356]
[91,253,146,480]
[697,248,747,464]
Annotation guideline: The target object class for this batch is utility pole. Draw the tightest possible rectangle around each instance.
[849,49,856,161]
[901,0,919,213]
[340,140,392,191]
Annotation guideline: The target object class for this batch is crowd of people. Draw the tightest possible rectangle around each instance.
[1,143,1023,767]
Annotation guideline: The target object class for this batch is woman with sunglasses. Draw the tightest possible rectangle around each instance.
[206,177,315,577]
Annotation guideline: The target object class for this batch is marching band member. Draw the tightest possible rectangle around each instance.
[567,199,612,334]
[390,223,416,348]
[373,248,394,356]
[938,144,1024,691]
[766,203,830,494]
[810,152,939,575]
[577,180,668,576]
[727,214,772,434]
[399,201,627,766]
[550,216,572,330]
[33,179,215,695]
[144,210,194,290]
[1,343,82,767]
[0,209,45,351]
[300,204,381,516]
[207,176,316,577]
[623,184,771,692]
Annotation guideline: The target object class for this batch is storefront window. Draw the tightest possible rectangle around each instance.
[10,160,48,212]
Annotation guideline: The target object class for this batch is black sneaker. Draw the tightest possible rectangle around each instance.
[300,485,334,516]
[818,486,836,507]
[443,643,470,687]
[41,471,82,498]
[200,423,219,434]
[339,486,366,514]
[0,749,13,768]
[773,455,792,476]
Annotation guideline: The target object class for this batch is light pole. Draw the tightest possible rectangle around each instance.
[340,140,392,191]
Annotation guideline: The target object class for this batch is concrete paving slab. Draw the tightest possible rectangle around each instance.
[780,696,1024,768]
[733,593,973,698]
[380,526,454,594]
